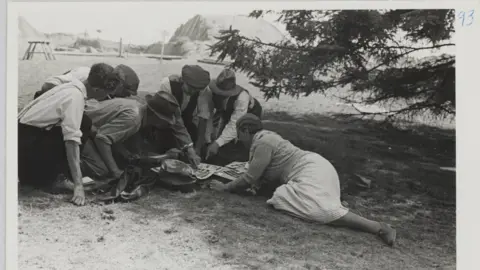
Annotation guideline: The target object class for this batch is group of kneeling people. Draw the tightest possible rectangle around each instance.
[18,63,396,246]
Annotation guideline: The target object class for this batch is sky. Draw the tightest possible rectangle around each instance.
[15,2,284,45]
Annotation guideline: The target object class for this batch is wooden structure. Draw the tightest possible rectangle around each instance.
[118,38,123,58]
[22,41,56,60]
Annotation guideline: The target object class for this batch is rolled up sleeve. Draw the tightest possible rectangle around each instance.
[216,92,250,147]
[158,77,172,94]
[95,107,142,145]
[60,90,85,144]
[197,87,214,120]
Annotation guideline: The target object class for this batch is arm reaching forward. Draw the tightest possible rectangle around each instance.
[65,141,85,206]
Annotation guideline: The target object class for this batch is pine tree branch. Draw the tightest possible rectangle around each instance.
[216,31,346,52]
[366,44,454,73]
[369,43,455,50]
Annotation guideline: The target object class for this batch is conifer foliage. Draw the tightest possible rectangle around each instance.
[210,10,455,120]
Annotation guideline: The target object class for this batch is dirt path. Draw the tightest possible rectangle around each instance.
[19,182,456,270]
[19,192,242,270]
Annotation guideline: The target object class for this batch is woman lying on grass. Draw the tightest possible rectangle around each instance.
[209,113,397,246]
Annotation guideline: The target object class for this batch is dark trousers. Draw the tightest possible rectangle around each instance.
[182,114,197,143]
[18,115,92,187]
[18,123,67,187]
[206,141,250,166]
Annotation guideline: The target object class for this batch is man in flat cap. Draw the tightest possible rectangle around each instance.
[196,68,262,165]
[155,65,212,165]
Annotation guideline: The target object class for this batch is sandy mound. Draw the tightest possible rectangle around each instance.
[18,16,45,41]
[147,14,285,59]
[46,33,78,49]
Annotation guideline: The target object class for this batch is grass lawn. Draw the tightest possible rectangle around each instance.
[17,56,455,270]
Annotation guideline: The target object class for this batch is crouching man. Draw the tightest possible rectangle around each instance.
[196,68,263,165]
[80,90,202,180]
[18,63,115,206]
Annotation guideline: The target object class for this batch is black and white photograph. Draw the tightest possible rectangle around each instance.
[11,2,457,269]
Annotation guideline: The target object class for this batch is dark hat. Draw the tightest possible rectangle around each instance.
[114,64,140,96]
[181,65,210,90]
[145,91,179,125]
[209,68,243,97]
[236,113,263,132]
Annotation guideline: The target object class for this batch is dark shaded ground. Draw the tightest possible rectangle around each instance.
[19,111,456,270]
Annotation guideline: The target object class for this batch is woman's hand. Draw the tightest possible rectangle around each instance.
[209,180,226,192]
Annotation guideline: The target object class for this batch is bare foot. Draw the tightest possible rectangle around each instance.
[378,222,396,247]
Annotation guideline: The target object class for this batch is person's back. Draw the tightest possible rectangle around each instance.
[85,98,141,131]
[19,81,87,139]
[41,67,91,93]
[250,130,306,182]
[81,97,143,179]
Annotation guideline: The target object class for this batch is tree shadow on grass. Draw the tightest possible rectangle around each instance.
[18,110,456,269]
[124,111,456,269]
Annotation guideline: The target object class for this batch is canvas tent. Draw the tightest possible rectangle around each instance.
[18,16,49,58]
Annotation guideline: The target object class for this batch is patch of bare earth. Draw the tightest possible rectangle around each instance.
[18,57,455,270]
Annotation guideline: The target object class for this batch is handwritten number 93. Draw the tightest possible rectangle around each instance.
[458,10,474,26]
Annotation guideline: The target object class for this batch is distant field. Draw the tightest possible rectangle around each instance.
[17,55,455,130]
[17,55,351,114]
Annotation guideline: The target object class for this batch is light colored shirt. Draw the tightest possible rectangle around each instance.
[18,80,87,144]
[216,90,250,147]
[202,89,252,147]
[84,98,142,145]
[44,67,90,86]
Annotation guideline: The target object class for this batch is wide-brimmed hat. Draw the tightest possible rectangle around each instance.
[181,65,210,90]
[209,69,243,97]
[145,91,179,125]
